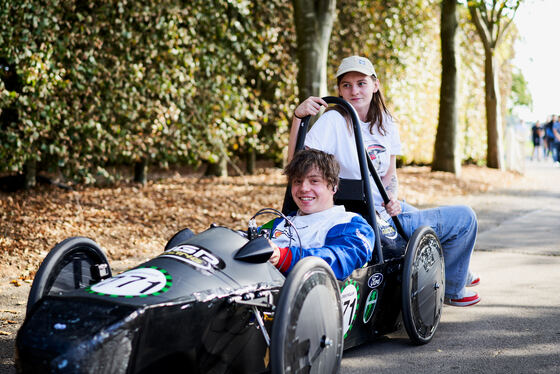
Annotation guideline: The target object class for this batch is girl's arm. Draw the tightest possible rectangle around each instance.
[381,155,402,216]
[381,155,398,199]
[287,96,328,162]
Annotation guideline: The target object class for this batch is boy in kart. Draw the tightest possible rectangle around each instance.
[267,149,375,280]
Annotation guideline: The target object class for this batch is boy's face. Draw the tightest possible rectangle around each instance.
[290,167,335,215]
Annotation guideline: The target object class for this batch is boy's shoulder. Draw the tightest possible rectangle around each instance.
[329,206,371,230]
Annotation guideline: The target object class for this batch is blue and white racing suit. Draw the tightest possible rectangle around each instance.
[268,205,374,280]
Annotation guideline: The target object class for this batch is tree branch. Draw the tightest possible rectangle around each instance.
[468,5,492,51]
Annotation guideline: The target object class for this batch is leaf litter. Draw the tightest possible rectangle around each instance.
[0,165,527,280]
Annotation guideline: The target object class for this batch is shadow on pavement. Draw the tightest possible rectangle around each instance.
[0,337,16,374]
[342,304,560,373]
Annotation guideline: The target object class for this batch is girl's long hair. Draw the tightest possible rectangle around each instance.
[328,74,392,136]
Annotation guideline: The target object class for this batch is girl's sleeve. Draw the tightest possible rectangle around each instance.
[304,111,344,154]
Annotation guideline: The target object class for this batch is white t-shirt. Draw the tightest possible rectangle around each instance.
[305,110,402,210]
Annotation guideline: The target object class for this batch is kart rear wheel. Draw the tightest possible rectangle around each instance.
[27,237,111,315]
[270,257,343,374]
[401,226,445,345]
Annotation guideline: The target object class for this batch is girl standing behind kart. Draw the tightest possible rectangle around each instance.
[288,55,481,307]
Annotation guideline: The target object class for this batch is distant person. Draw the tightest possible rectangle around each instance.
[531,121,544,161]
[544,115,556,160]
[506,119,528,173]
[553,115,560,166]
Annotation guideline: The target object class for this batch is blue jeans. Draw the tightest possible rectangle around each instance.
[393,202,477,299]
[553,142,560,163]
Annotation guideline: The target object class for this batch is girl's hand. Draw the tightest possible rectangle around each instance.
[294,96,328,119]
[383,198,402,217]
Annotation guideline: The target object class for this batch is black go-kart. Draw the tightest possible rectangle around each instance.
[15,97,445,374]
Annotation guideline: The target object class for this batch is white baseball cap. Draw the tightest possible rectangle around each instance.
[336,56,377,78]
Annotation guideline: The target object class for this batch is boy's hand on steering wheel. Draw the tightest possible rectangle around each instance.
[268,240,281,266]
[294,97,328,119]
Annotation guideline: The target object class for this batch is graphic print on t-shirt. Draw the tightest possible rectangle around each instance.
[367,144,386,171]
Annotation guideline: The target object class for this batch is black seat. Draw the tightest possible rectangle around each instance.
[282,178,369,223]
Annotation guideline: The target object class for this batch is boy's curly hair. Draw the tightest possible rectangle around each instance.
[284,149,340,189]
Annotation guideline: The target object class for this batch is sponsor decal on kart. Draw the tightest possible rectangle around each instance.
[368,273,383,289]
[340,280,360,339]
[362,289,378,324]
[88,266,172,298]
[159,244,224,273]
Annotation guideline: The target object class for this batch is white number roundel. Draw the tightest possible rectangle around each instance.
[340,281,359,338]
[89,267,170,297]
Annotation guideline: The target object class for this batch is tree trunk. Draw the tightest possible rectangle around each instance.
[467,2,516,170]
[23,159,36,189]
[432,0,460,176]
[484,49,504,170]
[292,0,336,101]
[246,148,256,175]
[205,157,228,177]
[134,158,148,185]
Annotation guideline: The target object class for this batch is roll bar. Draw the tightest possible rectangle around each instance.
[293,96,408,263]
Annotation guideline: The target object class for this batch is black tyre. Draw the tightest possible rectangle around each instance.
[27,237,111,315]
[164,228,195,250]
[401,226,445,345]
[270,257,343,374]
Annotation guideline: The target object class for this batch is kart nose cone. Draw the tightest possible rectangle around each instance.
[16,298,137,374]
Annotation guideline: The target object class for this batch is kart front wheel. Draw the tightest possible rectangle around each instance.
[401,226,445,345]
[270,257,343,374]
[27,237,111,315]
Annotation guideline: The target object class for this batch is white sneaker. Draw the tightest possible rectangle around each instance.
[444,289,481,307]
[466,272,480,287]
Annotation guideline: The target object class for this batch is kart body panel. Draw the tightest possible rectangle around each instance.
[16,227,284,373]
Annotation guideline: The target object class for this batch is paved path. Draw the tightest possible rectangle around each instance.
[341,159,560,373]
